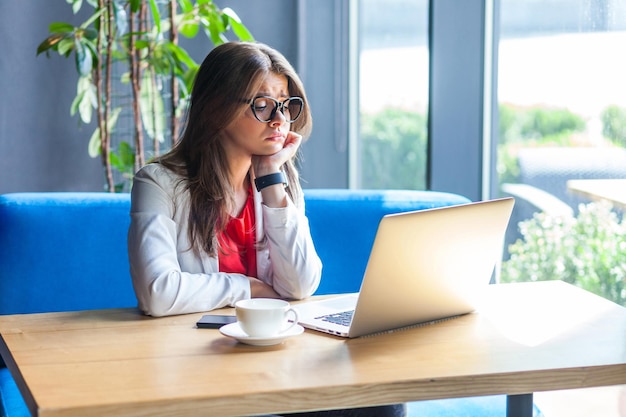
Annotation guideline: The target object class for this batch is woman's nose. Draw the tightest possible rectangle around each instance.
[269,106,288,125]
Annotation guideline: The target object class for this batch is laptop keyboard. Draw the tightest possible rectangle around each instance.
[316,310,354,326]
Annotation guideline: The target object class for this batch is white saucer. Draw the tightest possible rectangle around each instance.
[219,322,304,346]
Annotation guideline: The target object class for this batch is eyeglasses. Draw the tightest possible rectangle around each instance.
[246,96,304,123]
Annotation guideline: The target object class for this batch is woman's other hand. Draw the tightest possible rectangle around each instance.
[248,276,281,298]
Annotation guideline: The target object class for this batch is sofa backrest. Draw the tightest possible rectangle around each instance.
[0,193,135,315]
[0,190,469,315]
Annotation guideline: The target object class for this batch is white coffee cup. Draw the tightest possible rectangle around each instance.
[235,298,299,338]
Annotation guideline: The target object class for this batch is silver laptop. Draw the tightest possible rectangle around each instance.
[294,197,515,338]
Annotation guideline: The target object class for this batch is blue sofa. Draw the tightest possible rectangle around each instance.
[0,190,529,417]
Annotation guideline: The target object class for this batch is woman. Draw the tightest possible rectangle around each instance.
[128,41,321,317]
[128,41,405,417]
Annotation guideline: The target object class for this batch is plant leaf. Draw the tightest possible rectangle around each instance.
[36,33,66,55]
[110,141,135,179]
[148,0,161,34]
[222,8,254,41]
[88,107,122,157]
[166,43,196,69]
[181,66,198,95]
[147,43,173,75]
[74,38,93,76]
[133,39,151,50]
[113,2,128,36]
[57,37,75,56]
[49,22,75,33]
[227,17,254,41]
[79,7,105,30]
[88,127,101,158]
[204,15,227,45]
[70,89,86,118]
[78,76,96,123]
[79,93,94,124]
[110,151,121,169]
[129,0,141,13]
[120,71,131,84]
[140,73,166,143]
[178,17,199,38]
[177,0,193,13]
[70,76,94,124]
[67,0,82,14]
[115,141,135,170]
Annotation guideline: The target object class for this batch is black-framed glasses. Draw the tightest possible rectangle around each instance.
[247,96,304,123]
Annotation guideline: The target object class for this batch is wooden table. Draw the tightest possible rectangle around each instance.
[1,281,626,417]
[567,179,626,210]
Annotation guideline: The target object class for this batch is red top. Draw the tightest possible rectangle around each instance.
[218,187,258,277]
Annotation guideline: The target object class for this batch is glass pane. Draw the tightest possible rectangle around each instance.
[357,0,429,190]
[497,0,626,306]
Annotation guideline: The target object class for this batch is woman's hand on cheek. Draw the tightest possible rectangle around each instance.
[280,131,302,160]
[252,131,302,176]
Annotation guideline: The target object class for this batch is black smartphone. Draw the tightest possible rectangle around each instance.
[196,314,237,329]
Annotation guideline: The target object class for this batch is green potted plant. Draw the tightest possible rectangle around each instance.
[37,0,254,192]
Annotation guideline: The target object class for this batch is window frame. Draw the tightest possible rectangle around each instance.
[296,0,496,201]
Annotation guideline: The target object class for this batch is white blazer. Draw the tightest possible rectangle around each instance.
[128,163,322,317]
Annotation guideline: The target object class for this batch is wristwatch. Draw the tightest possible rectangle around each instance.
[254,171,288,192]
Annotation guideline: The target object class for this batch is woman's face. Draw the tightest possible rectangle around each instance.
[222,72,292,159]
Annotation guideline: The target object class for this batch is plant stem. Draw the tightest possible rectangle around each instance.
[95,0,108,191]
[169,0,180,147]
[129,2,145,172]
[151,68,159,156]
[101,0,115,192]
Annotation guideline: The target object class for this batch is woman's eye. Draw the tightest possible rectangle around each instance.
[254,105,268,112]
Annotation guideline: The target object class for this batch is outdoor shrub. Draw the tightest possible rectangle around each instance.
[360,108,427,189]
[499,104,585,144]
[521,107,585,139]
[601,105,626,148]
[497,104,586,185]
[501,201,626,306]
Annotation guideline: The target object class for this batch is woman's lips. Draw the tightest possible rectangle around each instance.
[266,133,285,142]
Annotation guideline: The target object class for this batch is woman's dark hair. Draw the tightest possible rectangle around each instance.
[155,41,312,255]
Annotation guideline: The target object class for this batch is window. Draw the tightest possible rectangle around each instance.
[497,0,626,306]
[356,0,429,190]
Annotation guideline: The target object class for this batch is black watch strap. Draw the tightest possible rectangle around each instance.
[254,172,288,192]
